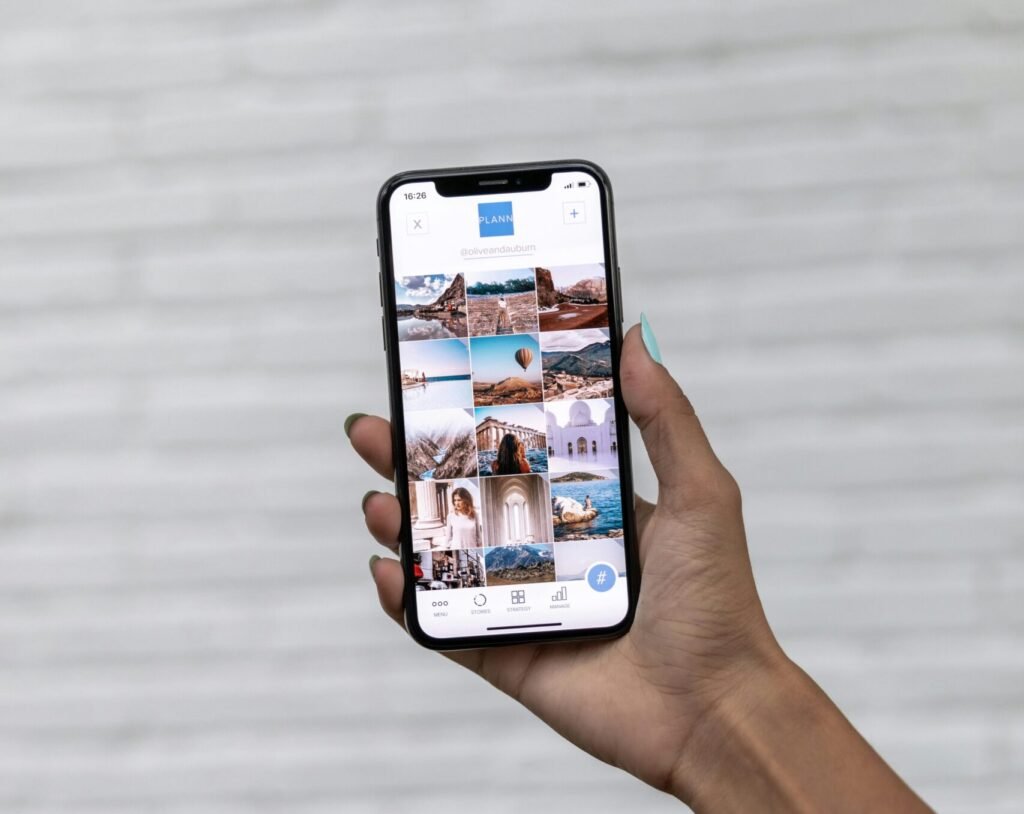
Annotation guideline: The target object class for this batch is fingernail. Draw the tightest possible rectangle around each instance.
[361,490,379,513]
[344,412,367,438]
[640,312,663,364]
[368,554,381,575]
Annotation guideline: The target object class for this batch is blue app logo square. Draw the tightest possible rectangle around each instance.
[478,201,514,237]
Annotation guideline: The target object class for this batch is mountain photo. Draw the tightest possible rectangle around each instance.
[484,544,555,585]
[404,407,478,480]
[541,328,613,401]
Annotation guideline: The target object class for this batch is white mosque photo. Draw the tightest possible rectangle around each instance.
[544,398,619,472]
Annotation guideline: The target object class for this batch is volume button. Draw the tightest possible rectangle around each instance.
[378,271,384,307]
[381,315,388,350]
[616,266,624,323]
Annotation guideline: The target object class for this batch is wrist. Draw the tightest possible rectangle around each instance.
[667,639,808,808]
[669,644,931,813]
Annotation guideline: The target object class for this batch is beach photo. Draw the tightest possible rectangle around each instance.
[394,273,467,341]
[536,264,609,332]
[470,333,543,406]
[400,337,472,412]
[484,544,555,586]
[479,473,553,547]
[541,328,613,401]
[475,403,547,477]
[550,470,623,540]
[544,398,619,472]
[553,538,627,582]
[404,408,478,480]
[409,478,482,551]
[465,268,539,337]
[413,548,486,591]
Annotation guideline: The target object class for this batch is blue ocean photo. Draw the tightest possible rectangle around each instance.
[550,476,623,540]
[396,315,463,341]
[403,374,473,411]
[478,447,548,476]
[399,337,473,411]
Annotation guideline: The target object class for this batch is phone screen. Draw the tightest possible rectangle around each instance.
[382,167,632,642]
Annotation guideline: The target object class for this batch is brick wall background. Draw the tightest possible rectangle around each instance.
[1,2,1023,811]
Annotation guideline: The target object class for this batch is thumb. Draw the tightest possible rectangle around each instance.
[619,317,730,510]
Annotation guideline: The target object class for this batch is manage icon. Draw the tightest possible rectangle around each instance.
[478,201,514,237]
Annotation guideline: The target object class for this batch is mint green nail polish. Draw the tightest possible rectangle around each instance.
[369,554,381,575]
[361,490,379,513]
[640,312,662,364]
[344,412,367,438]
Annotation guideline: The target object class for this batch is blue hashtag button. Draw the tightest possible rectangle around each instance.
[586,563,616,593]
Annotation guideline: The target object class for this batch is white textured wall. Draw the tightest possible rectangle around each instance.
[1,2,1023,812]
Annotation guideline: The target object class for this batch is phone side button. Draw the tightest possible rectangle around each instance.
[381,316,388,351]
[378,271,383,306]
[616,266,624,323]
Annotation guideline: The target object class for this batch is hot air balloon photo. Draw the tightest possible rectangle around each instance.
[470,333,542,407]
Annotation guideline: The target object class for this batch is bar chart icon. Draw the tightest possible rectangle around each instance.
[552,586,568,602]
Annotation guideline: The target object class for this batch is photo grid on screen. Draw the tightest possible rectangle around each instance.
[396,265,625,592]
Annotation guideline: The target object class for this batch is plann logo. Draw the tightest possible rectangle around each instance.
[478,201,514,237]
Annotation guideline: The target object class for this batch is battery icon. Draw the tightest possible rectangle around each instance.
[576,180,591,187]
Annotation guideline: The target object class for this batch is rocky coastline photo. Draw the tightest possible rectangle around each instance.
[395,273,468,341]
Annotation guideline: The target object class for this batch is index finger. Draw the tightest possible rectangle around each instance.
[346,413,395,480]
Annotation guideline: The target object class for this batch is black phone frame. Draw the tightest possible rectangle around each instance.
[375,159,640,651]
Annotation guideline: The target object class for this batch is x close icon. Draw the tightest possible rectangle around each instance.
[406,213,429,235]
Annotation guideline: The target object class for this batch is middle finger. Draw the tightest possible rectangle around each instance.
[363,490,402,552]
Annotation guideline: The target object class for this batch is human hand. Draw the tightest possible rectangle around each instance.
[351,322,776,796]
[350,321,931,812]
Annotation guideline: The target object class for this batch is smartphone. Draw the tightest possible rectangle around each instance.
[375,160,639,650]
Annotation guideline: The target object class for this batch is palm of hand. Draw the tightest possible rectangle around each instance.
[356,325,932,813]
[355,325,773,798]
[449,488,770,794]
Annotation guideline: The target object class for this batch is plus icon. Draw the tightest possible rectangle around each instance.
[563,201,585,224]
